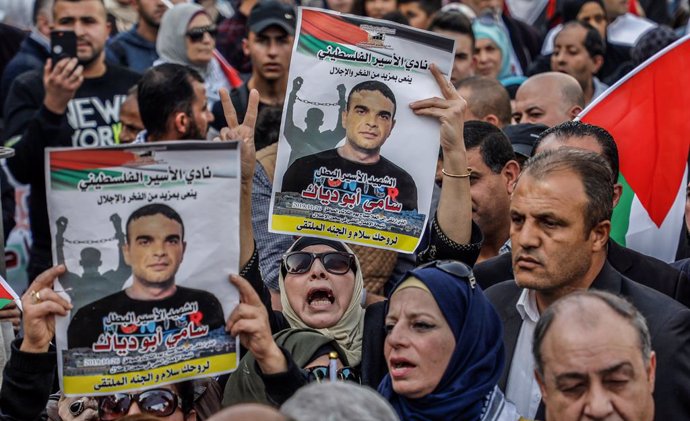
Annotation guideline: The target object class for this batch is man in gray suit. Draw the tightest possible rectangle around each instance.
[485,148,690,421]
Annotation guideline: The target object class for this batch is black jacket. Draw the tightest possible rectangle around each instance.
[0,339,56,421]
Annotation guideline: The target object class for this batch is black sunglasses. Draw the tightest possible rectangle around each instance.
[97,388,181,420]
[283,251,354,275]
[185,25,218,42]
[305,366,361,383]
[415,259,476,289]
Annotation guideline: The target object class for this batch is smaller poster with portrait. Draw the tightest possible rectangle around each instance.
[45,141,241,396]
[269,8,455,253]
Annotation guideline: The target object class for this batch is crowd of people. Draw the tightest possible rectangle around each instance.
[0,0,689,419]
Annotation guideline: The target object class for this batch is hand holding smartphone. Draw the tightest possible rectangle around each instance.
[50,30,77,65]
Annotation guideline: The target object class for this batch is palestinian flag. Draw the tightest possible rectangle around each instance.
[0,276,21,310]
[578,35,690,262]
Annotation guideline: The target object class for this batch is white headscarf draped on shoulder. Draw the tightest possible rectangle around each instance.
[279,237,365,366]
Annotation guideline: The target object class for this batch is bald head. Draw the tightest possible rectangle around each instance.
[457,76,512,128]
[206,404,288,421]
[533,290,655,421]
[513,72,584,127]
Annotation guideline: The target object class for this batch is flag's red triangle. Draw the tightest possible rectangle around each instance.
[580,36,690,227]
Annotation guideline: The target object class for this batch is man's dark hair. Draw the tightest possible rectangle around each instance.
[347,80,397,117]
[125,203,185,242]
[138,63,204,139]
[534,120,619,182]
[398,0,442,15]
[463,121,516,173]
[533,290,652,377]
[255,106,283,151]
[521,148,613,233]
[457,76,512,126]
[427,10,475,46]
[558,20,605,59]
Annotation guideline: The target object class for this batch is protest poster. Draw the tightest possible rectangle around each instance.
[269,8,455,253]
[46,141,240,396]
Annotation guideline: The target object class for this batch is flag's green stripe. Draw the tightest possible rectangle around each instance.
[611,174,634,246]
[0,298,12,309]
[297,34,355,56]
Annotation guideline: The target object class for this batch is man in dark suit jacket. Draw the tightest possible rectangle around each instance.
[485,148,690,421]
[475,120,690,306]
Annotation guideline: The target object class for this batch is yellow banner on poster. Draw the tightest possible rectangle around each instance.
[272,214,419,252]
[63,353,237,396]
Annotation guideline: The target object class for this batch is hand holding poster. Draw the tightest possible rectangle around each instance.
[46,142,240,396]
[270,8,456,253]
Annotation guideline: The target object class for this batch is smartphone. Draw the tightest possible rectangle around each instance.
[50,30,77,64]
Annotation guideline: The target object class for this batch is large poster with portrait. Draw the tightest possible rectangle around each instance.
[45,141,240,396]
[269,8,455,253]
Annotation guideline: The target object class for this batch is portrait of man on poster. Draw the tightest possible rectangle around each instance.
[67,203,225,349]
[281,80,419,213]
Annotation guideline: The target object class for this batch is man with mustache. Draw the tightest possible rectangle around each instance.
[4,0,140,283]
[484,147,690,421]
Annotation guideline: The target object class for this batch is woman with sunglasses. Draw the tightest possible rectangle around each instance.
[378,263,524,421]
[155,3,236,118]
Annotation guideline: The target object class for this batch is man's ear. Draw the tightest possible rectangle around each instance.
[647,351,657,393]
[483,114,500,127]
[502,160,521,194]
[568,105,583,120]
[173,112,188,136]
[242,38,249,56]
[612,183,623,208]
[123,243,131,266]
[590,220,611,252]
[591,54,604,75]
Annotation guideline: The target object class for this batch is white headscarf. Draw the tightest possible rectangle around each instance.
[156,3,209,77]
[279,239,365,366]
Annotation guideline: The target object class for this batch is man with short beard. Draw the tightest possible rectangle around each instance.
[136,63,214,142]
[4,0,140,283]
[106,0,168,72]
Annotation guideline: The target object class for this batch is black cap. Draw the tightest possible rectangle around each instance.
[503,123,548,158]
[248,0,296,35]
